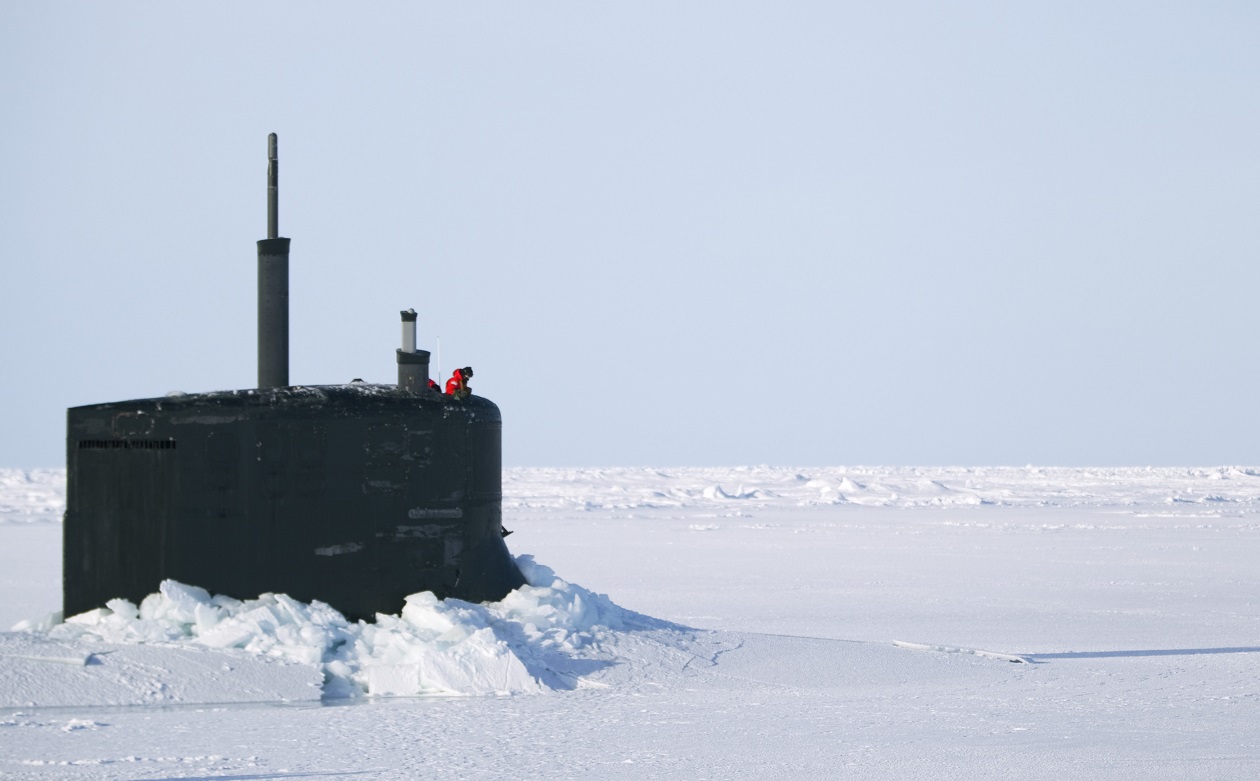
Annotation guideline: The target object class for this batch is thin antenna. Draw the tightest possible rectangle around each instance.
[267,133,279,239]
[436,336,442,385]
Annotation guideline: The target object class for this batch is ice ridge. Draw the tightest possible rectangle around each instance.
[22,555,665,698]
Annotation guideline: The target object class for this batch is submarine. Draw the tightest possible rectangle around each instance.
[63,134,525,621]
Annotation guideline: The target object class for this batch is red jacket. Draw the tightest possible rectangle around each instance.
[445,369,468,398]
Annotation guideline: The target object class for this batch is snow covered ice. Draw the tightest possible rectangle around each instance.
[2,465,1260,779]
[7,554,682,704]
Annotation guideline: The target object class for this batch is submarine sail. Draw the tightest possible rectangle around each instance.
[63,135,525,621]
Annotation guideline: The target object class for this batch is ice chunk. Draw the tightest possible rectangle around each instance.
[33,553,655,700]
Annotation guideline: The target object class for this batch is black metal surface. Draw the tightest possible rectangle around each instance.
[64,384,523,621]
[396,349,432,393]
[257,238,290,389]
[396,309,431,392]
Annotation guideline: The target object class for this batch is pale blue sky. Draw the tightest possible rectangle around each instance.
[2,2,1257,467]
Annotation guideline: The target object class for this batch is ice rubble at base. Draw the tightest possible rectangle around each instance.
[32,556,646,698]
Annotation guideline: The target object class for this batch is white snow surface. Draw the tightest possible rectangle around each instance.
[2,465,1260,779]
[502,463,1260,510]
[0,469,63,524]
[9,556,663,703]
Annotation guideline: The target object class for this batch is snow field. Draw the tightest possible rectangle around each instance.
[2,466,1259,779]
[0,470,63,523]
[501,464,1260,511]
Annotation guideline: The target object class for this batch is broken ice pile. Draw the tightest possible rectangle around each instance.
[35,555,645,698]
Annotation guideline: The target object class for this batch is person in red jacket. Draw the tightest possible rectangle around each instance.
[445,366,473,400]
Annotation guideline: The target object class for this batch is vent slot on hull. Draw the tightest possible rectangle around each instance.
[78,439,178,451]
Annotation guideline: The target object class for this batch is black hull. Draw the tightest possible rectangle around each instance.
[64,384,524,621]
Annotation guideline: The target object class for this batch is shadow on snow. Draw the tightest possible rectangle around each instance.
[1028,646,1260,661]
